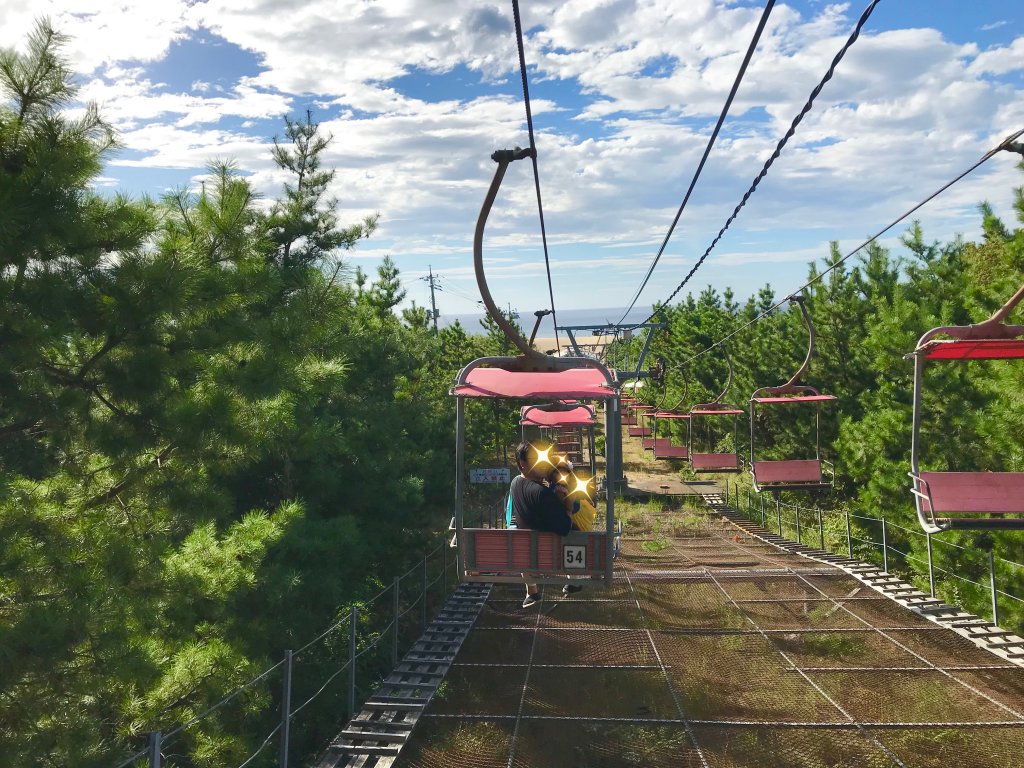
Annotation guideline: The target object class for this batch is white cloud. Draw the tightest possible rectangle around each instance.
[0,1,193,73]
[2,1,1022,313]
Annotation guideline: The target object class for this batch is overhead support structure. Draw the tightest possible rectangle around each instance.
[557,322,665,490]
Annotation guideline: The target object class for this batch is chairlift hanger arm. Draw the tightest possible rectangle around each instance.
[474,147,542,360]
[751,293,822,398]
[912,281,1024,351]
[711,344,734,405]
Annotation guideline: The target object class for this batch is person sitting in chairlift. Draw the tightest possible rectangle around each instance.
[510,442,582,608]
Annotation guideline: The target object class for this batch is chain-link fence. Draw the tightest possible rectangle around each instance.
[724,484,1024,632]
[113,535,458,768]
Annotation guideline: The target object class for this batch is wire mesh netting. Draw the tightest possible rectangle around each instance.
[691,725,897,768]
[395,491,1024,768]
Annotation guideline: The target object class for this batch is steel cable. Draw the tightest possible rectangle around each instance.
[638,0,882,328]
[511,0,560,351]
[615,0,777,326]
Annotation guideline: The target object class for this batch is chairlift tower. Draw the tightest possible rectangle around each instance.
[556,321,667,490]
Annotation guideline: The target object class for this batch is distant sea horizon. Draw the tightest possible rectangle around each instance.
[439,306,654,336]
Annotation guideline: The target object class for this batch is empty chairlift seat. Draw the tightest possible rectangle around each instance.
[749,294,837,493]
[749,391,836,491]
[652,411,689,459]
[908,285,1024,532]
[689,404,743,472]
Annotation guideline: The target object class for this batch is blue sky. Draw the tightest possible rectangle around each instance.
[2,1,1022,320]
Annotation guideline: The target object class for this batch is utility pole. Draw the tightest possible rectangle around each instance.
[420,266,440,332]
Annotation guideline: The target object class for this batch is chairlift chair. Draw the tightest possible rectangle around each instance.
[626,403,654,436]
[750,295,836,492]
[520,402,598,477]
[689,346,743,473]
[909,283,1024,533]
[646,376,687,457]
[450,144,620,586]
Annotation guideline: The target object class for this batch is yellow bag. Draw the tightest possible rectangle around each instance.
[571,498,598,531]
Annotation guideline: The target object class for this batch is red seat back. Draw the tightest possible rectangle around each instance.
[917,472,1024,514]
[753,459,822,484]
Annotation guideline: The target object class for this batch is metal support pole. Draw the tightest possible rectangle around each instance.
[881,517,888,573]
[746,489,751,518]
[147,731,162,768]
[725,477,729,502]
[760,494,765,528]
[421,556,428,629]
[926,533,935,598]
[279,650,293,768]
[795,504,801,544]
[817,506,824,551]
[348,605,357,716]
[392,577,400,667]
[776,495,782,535]
[845,507,852,557]
[442,537,448,592]
[989,548,1000,626]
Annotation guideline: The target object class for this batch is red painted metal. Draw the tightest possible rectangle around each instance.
[520,404,595,427]
[916,339,1024,360]
[453,366,615,399]
[914,472,1024,514]
[753,459,823,485]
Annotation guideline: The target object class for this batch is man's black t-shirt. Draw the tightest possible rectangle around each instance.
[510,475,571,535]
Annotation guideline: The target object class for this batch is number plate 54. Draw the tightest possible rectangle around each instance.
[563,544,586,570]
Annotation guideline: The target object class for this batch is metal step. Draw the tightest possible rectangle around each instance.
[333,744,401,756]
[345,721,414,734]
[380,680,439,691]
[985,639,1024,649]
[362,701,424,712]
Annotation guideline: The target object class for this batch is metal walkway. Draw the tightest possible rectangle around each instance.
[710,494,1024,665]
[317,582,491,767]
[388,492,1024,767]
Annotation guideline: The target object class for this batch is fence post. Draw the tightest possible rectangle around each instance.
[348,605,357,716]
[776,495,782,536]
[845,507,853,557]
[795,504,801,544]
[442,537,449,594]
[881,517,888,573]
[760,494,765,528]
[926,533,935,598]
[148,731,162,768]
[746,489,751,519]
[817,506,824,551]
[279,650,293,768]
[989,548,1000,626]
[392,577,400,667]
[421,556,428,629]
[724,477,729,502]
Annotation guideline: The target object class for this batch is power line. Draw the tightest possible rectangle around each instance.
[637,0,882,328]
[661,129,1024,375]
[615,0,777,327]
[511,0,560,352]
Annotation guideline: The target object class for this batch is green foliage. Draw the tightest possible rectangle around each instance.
[0,21,487,766]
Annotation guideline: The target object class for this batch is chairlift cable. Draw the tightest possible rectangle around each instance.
[634,0,883,329]
[512,0,561,352]
[661,128,1024,374]
[614,0,777,327]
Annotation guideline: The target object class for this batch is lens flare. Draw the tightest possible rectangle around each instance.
[570,473,594,499]
[531,444,554,471]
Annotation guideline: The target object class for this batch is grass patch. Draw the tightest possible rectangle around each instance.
[641,537,672,553]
